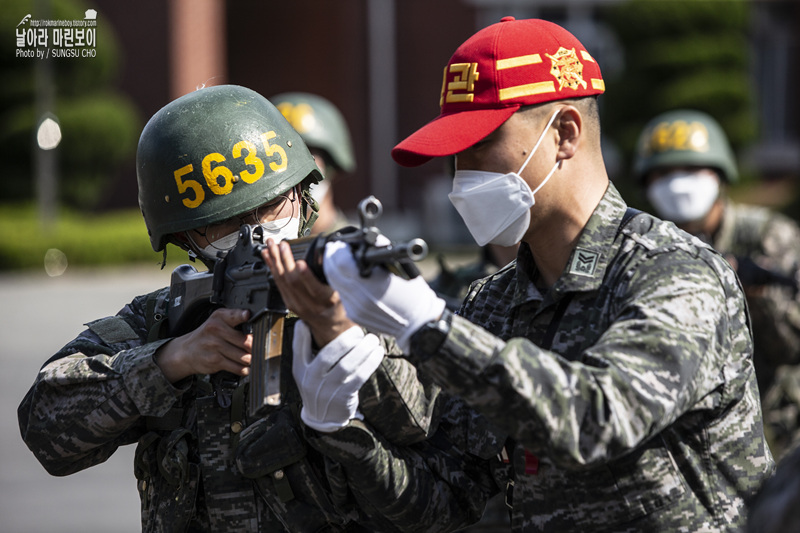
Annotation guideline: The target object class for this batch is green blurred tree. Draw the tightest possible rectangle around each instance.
[0,0,140,210]
[600,0,757,203]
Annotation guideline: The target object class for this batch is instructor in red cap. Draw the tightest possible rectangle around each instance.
[268,17,773,531]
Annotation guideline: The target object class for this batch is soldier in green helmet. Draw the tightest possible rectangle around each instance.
[136,85,324,261]
[18,85,492,532]
[635,109,800,460]
[272,92,356,235]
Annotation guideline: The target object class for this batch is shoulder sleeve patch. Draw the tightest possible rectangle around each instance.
[86,316,139,344]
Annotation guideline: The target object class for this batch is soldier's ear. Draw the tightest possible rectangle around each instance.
[555,106,581,161]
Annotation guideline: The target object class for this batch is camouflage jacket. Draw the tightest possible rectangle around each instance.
[412,183,775,532]
[17,284,489,532]
[713,201,800,458]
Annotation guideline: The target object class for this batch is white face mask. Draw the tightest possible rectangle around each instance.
[646,170,720,224]
[449,109,561,246]
[198,216,300,260]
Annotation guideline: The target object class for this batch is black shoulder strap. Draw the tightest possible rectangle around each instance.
[617,207,643,239]
[145,290,169,343]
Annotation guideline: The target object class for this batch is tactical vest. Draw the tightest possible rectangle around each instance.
[132,287,372,532]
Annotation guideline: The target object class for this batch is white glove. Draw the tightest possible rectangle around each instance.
[292,320,384,433]
[323,240,446,352]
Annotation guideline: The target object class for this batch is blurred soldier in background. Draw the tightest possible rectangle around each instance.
[747,443,800,533]
[18,85,489,532]
[635,109,800,459]
[272,92,356,234]
[430,242,519,312]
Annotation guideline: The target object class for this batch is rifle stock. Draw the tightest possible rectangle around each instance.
[166,196,428,417]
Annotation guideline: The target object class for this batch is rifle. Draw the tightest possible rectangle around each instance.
[735,256,798,295]
[166,196,428,417]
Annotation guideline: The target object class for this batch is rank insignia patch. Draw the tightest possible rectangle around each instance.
[569,248,599,277]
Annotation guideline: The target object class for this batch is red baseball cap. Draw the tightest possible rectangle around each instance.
[392,17,605,167]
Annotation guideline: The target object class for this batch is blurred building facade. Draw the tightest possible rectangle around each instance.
[94,0,799,244]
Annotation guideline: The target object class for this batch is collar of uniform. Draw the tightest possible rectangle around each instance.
[510,183,626,307]
[514,182,627,305]
[512,242,545,308]
[556,182,626,294]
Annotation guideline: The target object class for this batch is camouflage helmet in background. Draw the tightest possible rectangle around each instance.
[271,92,356,173]
[633,109,739,185]
[137,85,322,252]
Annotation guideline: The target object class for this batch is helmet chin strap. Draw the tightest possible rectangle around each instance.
[299,182,320,236]
[160,234,194,269]
[164,232,212,269]
[160,235,213,270]
[183,233,219,270]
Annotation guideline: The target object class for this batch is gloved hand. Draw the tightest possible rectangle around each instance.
[292,320,384,433]
[323,241,447,352]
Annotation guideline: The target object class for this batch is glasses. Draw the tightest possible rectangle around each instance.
[195,188,297,249]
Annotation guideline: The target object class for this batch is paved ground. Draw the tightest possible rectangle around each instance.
[0,265,168,532]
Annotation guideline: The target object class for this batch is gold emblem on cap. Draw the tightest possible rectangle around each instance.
[546,47,587,91]
[440,62,480,106]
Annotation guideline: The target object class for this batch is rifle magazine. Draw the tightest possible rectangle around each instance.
[249,314,285,417]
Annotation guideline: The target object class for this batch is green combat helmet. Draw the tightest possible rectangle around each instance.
[633,109,738,184]
[137,85,322,253]
[271,92,356,173]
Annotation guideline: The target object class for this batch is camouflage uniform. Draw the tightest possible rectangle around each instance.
[429,252,515,531]
[410,183,774,532]
[18,284,491,532]
[713,200,800,459]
